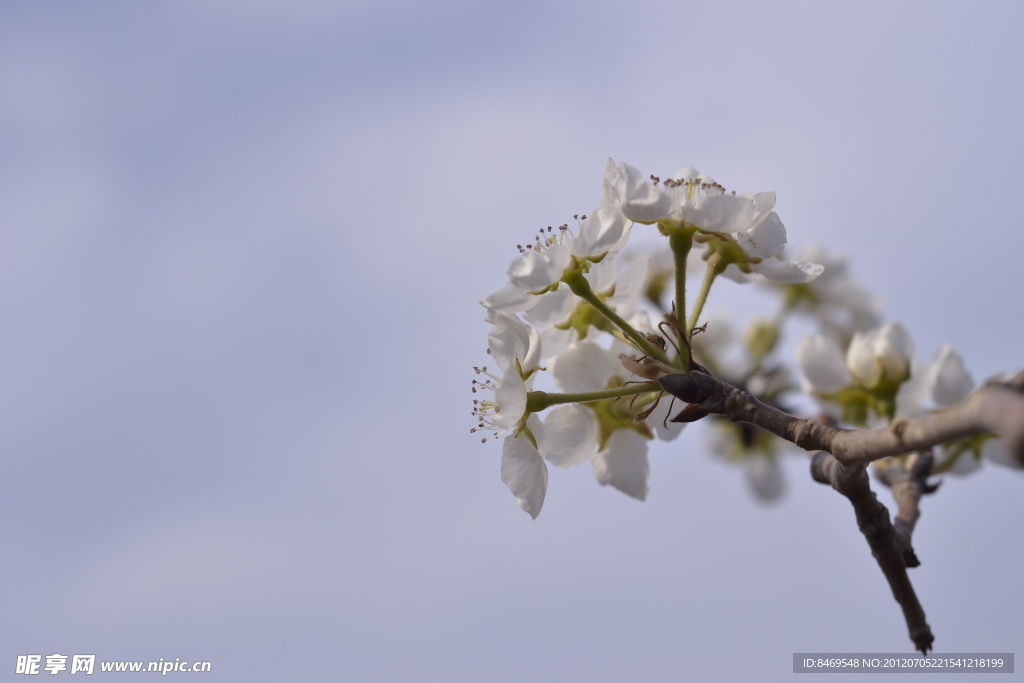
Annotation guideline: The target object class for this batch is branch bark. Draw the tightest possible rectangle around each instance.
[810,451,933,653]
[652,368,1024,654]
[660,373,1024,468]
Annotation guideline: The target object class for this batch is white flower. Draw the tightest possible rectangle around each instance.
[471,311,542,436]
[983,436,1024,471]
[540,339,684,500]
[524,254,652,358]
[500,414,549,518]
[784,245,882,339]
[592,430,650,501]
[745,456,784,503]
[603,158,823,284]
[928,344,975,408]
[481,200,632,315]
[796,335,852,394]
[847,322,914,388]
[603,159,771,233]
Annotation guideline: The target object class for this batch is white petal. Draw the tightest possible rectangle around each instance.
[847,331,879,387]
[751,257,824,284]
[525,413,548,459]
[606,254,650,318]
[480,283,541,314]
[681,193,755,233]
[751,191,777,223]
[673,166,699,180]
[507,244,570,292]
[796,336,852,394]
[930,344,975,407]
[618,163,673,224]
[586,256,618,294]
[646,396,685,442]
[983,437,1024,470]
[745,457,784,502]
[487,312,531,375]
[543,405,600,467]
[940,446,982,476]
[573,200,630,258]
[523,326,543,371]
[875,322,914,381]
[492,369,527,430]
[592,429,650,500]
[501,433,548,518]
[735,211,787,259]
[719,263,760,284]
[539,327,574,359]
[895,357,932,417]
[524,285,576,329]
[550,341,618,393]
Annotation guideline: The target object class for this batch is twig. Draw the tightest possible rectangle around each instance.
[810,452,933,653]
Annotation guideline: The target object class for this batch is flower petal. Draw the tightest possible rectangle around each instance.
[646,396,685,442]
[507,243,570,292]
[681,193,755,233]
[745,456,784,502]
[930,344,975,407]
[550,341,618,393]
[544,404,600,467]
[751,257,824,284]
[592,429,650,500]
[615,163,673,224]
[983,437,1024,470]
[539,327,574,359]
[501,432,548,518]
[796,335,852,394]
[572,201,631,259]
[480,283,541,314]
[492,368,527,430]
[735,211,787,259]
[487,312,531,375]
[524,285,576,329]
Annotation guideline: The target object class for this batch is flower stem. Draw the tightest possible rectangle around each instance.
[687,253,724,334]
[668,228,694,325]
[563,270,671,364]
[669,227,696,369]
[527,382,661,411]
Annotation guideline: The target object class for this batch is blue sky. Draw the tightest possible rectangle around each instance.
[1,2,1022,681]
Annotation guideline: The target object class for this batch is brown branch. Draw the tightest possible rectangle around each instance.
[874,452,937,568]
[652,368,1024,655]
[657,372,1024,468]
[811,452,933,653]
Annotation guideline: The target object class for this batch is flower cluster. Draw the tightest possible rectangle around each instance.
[473,159,832,518]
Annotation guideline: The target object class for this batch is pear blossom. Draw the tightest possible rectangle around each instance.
[604,158,823,284]
[847,323,915,388]
[928,344,975,408]
[745,456,785,502]
[526,254,651,358]
[541,339,684,501]
[471,310,542,438]
[798,322,915,396]
[480,201,632,314]
[795,335,852,395]
[706,418,787,503]
[603,159,772,233]
[777,245,882,343]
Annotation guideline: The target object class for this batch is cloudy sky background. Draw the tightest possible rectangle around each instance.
[1,1,1022,681]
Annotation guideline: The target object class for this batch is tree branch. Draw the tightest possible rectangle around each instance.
[810,451,933,653]
[651,368,1024,655]
[658,372,1024,468]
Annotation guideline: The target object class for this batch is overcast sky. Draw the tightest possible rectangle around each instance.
[1,2,1022,681]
